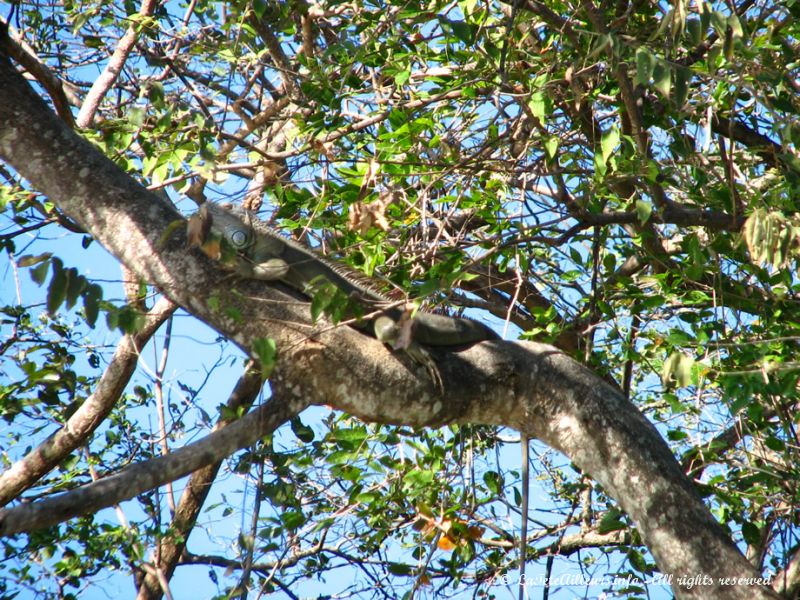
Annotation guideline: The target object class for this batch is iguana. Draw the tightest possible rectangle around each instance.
[193,202,499,362]
[193,202,523,572]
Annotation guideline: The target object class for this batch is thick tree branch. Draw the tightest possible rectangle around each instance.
[773,552,800,599]
[0,23,78,126]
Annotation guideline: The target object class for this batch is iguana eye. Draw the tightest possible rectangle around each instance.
[230,229,249,248]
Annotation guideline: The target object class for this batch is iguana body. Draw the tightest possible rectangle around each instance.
[202,202,499,350]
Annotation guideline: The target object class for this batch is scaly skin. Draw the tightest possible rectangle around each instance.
[203,202,499,349]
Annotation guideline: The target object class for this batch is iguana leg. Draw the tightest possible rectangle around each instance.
[404,343,444,392]
[374,315,443,391]
[218,257,289,281]
[244,258,290,281]
[373,314,402,347]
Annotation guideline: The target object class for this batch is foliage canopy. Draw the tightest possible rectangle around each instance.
[1,0,799,597]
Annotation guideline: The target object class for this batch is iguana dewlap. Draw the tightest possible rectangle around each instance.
[201,202,499,350]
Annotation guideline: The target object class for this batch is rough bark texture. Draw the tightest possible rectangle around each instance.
[0,44,779,599]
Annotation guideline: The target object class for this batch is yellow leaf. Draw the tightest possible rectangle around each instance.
[437,535,456,551]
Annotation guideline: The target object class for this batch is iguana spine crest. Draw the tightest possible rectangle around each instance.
[202,202,499,349]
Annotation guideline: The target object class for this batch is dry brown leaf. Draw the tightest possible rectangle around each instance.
[346,188,396,234]
[186,203,211,249]
[311,138,336,160]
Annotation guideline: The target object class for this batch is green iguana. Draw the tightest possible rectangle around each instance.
[195,202,522,566]
[194,202,499,362]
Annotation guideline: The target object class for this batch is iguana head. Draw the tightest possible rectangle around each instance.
[202,203,290,281]
[208,205,254,253]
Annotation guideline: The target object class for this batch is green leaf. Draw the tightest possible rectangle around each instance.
[594,153,607,178]
[635,200,652,224]
[252,0,267,18]
[741,521,761,546]
[710,11,728,37]
[763,436,785,452]
[598,509,627,534]
[309,280,337,322]
[394,69,411,86]
[699,4,711,34]
[653,60,671,97]
[224,306,242,321]
[252,337,277,379]
[30,259,51,286]
[635,48,655,86]
[650,8,674,41]
[600,127,620,166]
[661,352,695,387]
[449,20,475,44]
[326,450,359,465]
[280,510,306,530]
[543,136,558,160]
[588,33,612,59]
[458,0,477,15]
[18,253,52,268]
[483,470,503,495]
[628,548,650,573]
[115,305,144,333]
[672,66,690,108]
[83,284,103,328]
[403,469,434,491]
[64,268,86,310]
[388,562,412,576]
[334,426,368,444]
[667,429,688,441]
[46,259,67,315]
[727,14,743,40]
[528,92,546,121]
[82,35,105,49]
[147,81,165,108]
[290,417,315,443]
[686,18,702,45]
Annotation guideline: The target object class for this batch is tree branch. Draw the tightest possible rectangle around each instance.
[0,22,78,127]
[75,0,160,128]
[136,362,265,600]
[0,393,307,536]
